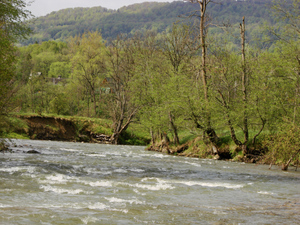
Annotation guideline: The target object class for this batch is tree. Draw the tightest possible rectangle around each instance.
[70,31,106,117]
[0,0,31,139]
[213,17,253,154]
[186,0,220,146]
[106,35,139,144]
[160,24,198,145]
[128,31,171,145]
[265,123,300,171]
[270,0,300,125]
[48,62,71,78]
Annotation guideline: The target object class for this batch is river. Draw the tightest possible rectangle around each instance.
[0,139,299,224]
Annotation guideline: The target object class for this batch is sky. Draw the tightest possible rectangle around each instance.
[26,0,177,17]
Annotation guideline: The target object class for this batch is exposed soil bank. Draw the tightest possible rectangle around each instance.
[15,115,266,163]
[18,115,111,144]
[7,116,298,170]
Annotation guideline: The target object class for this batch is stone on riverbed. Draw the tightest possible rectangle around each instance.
[26,150,41,154]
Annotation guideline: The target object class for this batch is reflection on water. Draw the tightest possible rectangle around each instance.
[0,139,299,224]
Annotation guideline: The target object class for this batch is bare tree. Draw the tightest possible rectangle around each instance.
[240,17,249,154]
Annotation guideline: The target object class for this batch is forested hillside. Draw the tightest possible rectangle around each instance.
[23,0,274,45]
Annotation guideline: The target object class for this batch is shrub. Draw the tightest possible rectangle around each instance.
[264,123,300,170]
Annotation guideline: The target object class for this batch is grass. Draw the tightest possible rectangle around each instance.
[70,116,113,136]
[121,122,151,145]
[1,132,30,139]
[0,115,29,139]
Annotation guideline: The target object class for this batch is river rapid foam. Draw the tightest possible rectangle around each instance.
[0,139,299,224]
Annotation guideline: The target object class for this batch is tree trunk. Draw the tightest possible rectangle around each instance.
[169,112,180,145]
[110,132,120,145]
[150,127,155,145]
[282,149,300,171]
[110,108,137,145]
[91,88,97,117]
[199,1,210,129]
[162,132,170,145]
[87,91,90,118]
[198,0,219,145]
[293,56,300,125]
[218,90,242,146]
[240,17,249,153]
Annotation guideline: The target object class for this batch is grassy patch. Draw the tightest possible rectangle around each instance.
[70,116,113,136]
[0,116,29,139]
[123,122,151,146]
[1,132,30,139]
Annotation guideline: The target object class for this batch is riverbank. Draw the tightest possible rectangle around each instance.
[146,139,267,164]
[145,135,299,171]
[1,115,149,145]
[1,114,299,170]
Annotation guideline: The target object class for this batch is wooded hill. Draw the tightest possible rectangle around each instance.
[23,0,274,45]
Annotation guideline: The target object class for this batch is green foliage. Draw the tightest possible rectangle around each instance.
[48,62,71,78]
[0,116,29,139]
[71,117,113,136]
[49,93,70,115]
[264,123,300,165]
[0,0,31,144]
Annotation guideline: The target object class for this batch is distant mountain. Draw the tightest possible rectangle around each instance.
[23,0,274,45]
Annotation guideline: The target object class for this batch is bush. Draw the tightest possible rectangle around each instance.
[264,123,300,170]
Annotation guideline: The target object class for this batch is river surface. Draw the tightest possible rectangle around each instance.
[0,139,299,224]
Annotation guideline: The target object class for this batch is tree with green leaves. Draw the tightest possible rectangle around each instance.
[70,31,107,117]
[160,24,198,145]
[106,35,140,144]
[186,0,220,147]
[0,0,31,139]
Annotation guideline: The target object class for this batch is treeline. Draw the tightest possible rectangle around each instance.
[11,0,300,170]
[22,0,275,46]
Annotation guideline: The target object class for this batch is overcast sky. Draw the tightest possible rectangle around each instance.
[26,0,178,17]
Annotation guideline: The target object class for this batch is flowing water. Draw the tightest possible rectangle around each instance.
[0,139,299,224]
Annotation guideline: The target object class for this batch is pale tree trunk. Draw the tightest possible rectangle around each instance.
[110,107,137,145]
[293,56,300,125]
[240,17,249,154]
[199,0,209,128]
[282,149,300,171]
[195,0,219,145]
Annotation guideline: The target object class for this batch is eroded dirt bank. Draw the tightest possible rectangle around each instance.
[19,115,111,143]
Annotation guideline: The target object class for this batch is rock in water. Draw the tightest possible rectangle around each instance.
[27,150,41,154]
